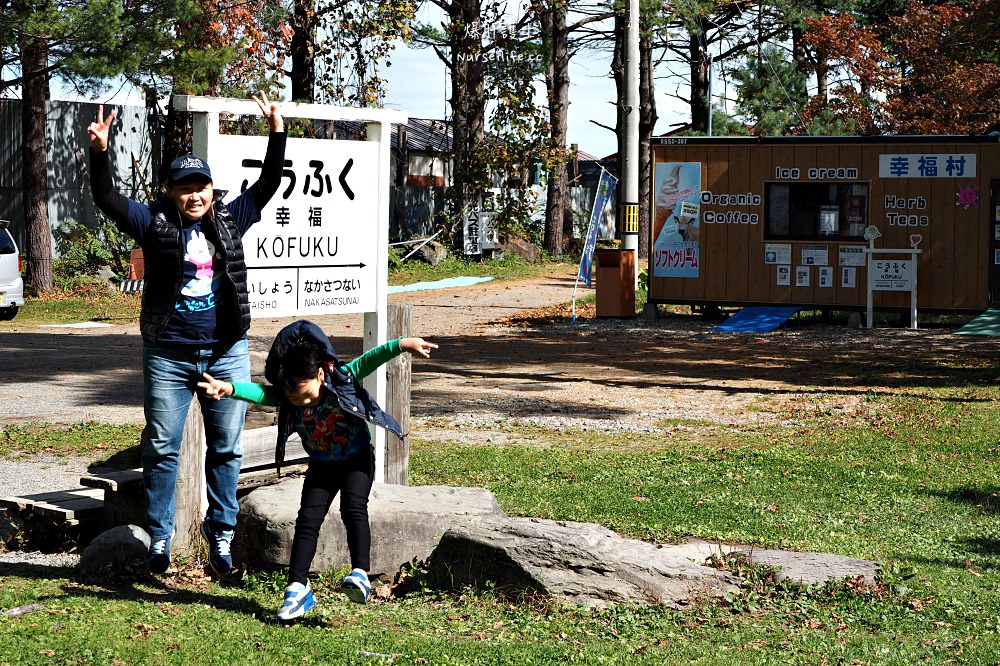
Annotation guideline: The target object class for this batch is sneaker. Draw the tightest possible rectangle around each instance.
[276,582,316,622]
[147,529,174,574]
[200,521,235,575]
[341,568,371,605]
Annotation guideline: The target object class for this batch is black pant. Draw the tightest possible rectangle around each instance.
[288,449,375,586]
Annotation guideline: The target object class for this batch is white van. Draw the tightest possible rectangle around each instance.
[0,220,25,320]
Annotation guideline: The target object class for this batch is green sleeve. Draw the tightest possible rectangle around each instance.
[345,338,403,379]
[229,382,278,407]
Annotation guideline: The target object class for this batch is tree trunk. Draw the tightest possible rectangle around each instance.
[689,25,711,134]
[447,0,486,251]
[637,26,657,261]
[540,1,570,257]
[290,0,316,102]
[159,97,192,185]
[792,26,826,102]
[19,37,53,293]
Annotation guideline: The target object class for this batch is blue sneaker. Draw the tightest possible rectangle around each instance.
[277,582,316,622]
[147,529,174,574]
[200,521,234,575]
[341,568,371,605]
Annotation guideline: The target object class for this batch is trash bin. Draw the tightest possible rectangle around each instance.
[595,249,635,318]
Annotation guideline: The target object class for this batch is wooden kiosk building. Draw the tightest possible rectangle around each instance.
[647,135,1000,316]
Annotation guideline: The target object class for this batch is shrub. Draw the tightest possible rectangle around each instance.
[52,215,133,289]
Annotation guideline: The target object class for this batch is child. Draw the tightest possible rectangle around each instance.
[198,320,437,621]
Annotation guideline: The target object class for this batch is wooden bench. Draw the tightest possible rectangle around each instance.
[0,487,104,528]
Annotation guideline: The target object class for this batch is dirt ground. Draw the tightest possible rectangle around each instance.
[1,266,997,437]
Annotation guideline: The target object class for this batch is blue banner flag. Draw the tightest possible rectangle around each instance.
[577,169,617,288]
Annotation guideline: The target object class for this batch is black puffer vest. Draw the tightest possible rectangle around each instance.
[139,191,250,344]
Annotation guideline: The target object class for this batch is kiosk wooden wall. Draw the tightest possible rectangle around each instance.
[648,136,1000,313]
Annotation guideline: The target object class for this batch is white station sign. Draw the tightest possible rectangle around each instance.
[871,259,914,291]
[212,135,380,318]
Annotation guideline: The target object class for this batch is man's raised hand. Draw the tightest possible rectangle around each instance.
[87,105,117,152]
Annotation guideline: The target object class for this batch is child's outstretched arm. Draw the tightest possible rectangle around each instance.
[400,337,438,358]
[347,337,438,378]
[198,373,234,400]
[199,373,277,406]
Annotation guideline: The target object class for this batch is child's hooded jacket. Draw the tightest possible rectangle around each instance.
[264,320,404,473]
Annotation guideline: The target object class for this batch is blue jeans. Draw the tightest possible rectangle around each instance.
[142,338,249,541]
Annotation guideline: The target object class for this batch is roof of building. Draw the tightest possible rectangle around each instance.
[398,118,452,152]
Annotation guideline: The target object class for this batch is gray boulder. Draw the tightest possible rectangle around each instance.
[413,240,448,265]
[499,236,540,262]
[75,524,149,579]
[234,481,505,576]
[427,517,742,608]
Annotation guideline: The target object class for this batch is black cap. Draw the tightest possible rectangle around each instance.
[168,155,212,183]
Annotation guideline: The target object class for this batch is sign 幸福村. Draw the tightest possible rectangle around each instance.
[878,154,976,179]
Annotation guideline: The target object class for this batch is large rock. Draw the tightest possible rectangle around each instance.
[413,240,448,265]
[427,517,742,608]
[75,524,149,580]
[234,481,505,576]
[499,236,541,262]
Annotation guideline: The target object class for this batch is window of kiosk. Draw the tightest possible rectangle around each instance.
[765,182,869,240]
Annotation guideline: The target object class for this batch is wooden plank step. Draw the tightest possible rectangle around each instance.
[33,497,104,521]
[0,487,104,521]
[80,468,143,492]
[240,427,308,473]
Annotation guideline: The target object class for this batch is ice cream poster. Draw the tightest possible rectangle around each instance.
[653,162,701,278]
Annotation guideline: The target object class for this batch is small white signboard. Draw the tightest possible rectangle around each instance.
[871,259,913,291]
[864,241,922,329]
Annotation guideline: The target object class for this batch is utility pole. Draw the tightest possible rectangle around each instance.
[620,0,640,283]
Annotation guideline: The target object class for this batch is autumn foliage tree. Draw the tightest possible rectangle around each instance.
[796,12,895,134]
[798,1,1000,135]
[882,0,1000,134]
[157,0,292,174]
